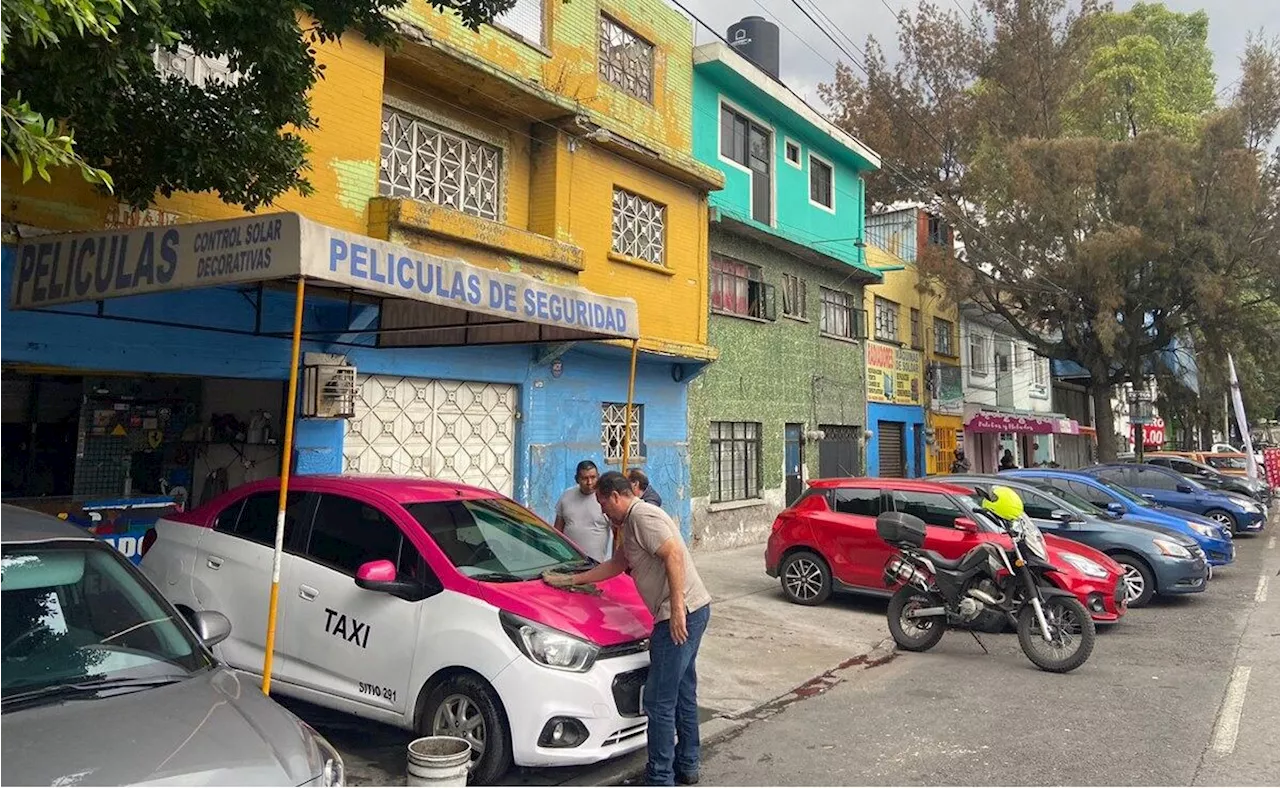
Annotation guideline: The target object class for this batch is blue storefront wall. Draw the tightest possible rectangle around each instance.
[866,402,927,478]
[1,252,695,538]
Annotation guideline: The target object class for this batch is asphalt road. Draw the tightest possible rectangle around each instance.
[695,522,1280,786]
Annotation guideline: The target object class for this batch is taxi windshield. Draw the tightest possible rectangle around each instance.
[405,498,589,581]
[2,543,213,699]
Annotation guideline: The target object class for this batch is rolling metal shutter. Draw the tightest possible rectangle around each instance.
[878,421,906,478]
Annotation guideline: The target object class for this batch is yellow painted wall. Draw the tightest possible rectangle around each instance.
[866,243,964,475]
[1,34,387,234]
[394,0,696,157]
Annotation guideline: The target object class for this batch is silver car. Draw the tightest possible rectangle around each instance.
[1,504,344,786]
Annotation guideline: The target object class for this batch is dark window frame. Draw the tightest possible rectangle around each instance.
[819,287,867,340]
[710,256,775,321]
[874,296,900,343]
[781,273,807,319]
[709,421,763,503]
[910,308,923,350]
[808,154,834,209]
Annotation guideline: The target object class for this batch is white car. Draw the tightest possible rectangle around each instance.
[140,475,653,785]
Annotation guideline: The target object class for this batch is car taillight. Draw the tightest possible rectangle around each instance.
[140,528,158,556]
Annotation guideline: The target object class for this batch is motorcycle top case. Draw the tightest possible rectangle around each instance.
[875,511,928,547]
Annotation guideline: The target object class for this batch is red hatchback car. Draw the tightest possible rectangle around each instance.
[765,478,1127,623]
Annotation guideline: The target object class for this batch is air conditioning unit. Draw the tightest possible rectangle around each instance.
[302,353,357,419]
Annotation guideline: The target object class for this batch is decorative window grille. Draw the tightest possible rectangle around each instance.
[154,43,241,88]
[598,14,654,102]
[379,106,502,221]
[710,422,762,503]
[611,188,666,265]
[493,0,544,46]
[602,403,643,462]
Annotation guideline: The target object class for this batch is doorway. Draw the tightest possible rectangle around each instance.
[784,423,804,505]
[818,424,861,478]
[878,421,906,478]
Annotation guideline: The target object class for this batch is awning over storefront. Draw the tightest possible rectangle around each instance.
[965,410,1080,435]
[8,212,640,347]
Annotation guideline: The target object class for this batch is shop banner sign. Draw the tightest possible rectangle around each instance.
[308,223,640,340]
[933,363,963,414]
[10,214,303,309]
[867,341,923,405]
[9,212,641,341]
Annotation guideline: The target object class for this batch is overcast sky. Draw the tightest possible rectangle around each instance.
[677,0,1274,109]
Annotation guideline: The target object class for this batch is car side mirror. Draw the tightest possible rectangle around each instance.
[955,517,979,533]
[1176,483,1194,494]
[1142,493,1157,502]
[190,610,232,648]
[1050,509,1082,524]
[356,559,426,602]
[1106,502,1126,517]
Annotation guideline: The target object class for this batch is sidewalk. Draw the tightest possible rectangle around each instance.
[308,543,893,786]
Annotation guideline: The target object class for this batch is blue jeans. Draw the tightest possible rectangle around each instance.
[644,604,711,786]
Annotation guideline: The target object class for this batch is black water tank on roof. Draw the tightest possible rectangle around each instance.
[727,16,780,80]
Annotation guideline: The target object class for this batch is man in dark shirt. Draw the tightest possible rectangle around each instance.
[628,467,663,507]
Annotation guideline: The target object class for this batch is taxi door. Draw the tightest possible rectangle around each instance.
[278,492,425,716]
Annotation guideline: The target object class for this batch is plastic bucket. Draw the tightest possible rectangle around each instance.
[406,736,471,787]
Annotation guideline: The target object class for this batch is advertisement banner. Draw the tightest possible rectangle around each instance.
[867,341,922,405]
[933,363,963,414]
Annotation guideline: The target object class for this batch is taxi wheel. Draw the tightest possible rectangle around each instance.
[421,674,512,785]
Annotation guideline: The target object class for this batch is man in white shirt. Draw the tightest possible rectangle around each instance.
[553,460,611,561]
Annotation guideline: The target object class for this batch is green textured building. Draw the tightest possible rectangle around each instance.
[688,24,883,550]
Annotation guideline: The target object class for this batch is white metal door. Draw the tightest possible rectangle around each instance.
[344,375,517,496]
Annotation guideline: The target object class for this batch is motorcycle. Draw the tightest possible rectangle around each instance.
[875,486,1096,673]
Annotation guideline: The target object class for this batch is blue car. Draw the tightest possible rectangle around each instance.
[1001,469,1236,567]
[1082,464,1266,535]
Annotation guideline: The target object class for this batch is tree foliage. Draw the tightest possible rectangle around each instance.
[820,0,1280,458]
[1,0,514,209]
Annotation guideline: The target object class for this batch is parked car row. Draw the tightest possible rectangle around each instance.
[4,476,655,786]
[766,459,1268,622]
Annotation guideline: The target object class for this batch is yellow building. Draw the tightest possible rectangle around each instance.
[1,1,723,539]
[863,207,964,477]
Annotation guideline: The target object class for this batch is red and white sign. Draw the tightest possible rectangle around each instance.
[1141,418,1165,448]
[1263,447,1280,488]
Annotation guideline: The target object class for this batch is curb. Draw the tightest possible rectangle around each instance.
[557,638,896,787]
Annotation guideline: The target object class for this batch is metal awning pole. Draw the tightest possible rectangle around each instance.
[262,276,306,695]
[613,340,640,555]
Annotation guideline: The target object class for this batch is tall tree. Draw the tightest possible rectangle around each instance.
[1,0,513,209]
[820,0,1280,459]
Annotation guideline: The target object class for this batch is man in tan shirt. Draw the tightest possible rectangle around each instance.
[545,471,711,786]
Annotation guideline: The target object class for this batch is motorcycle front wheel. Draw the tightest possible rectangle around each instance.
[1016,596,1096,673]
[887,586,946,652]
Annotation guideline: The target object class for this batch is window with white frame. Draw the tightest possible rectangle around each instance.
[611,188,666,265]
[380,106,502,221]
[493,0,544,46]
[710,421,761,503]
[602,403,643,462]
[809,154,834,209]
[782,273,807,319]
[874,297,900,342]
[785,140,801,167]
[821,287,863,340]
[969,332,989,376]
[598,14,654,103]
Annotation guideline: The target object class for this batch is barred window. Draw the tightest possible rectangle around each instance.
[933,318,955,356]
[599,14,654,103]
[379,106,502,221]
[602,403,643,462]
[820,287,864,340]
[611,188,666,265]
[874,297,899,342]
[782,274,807,319]
[710,422,761,503]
